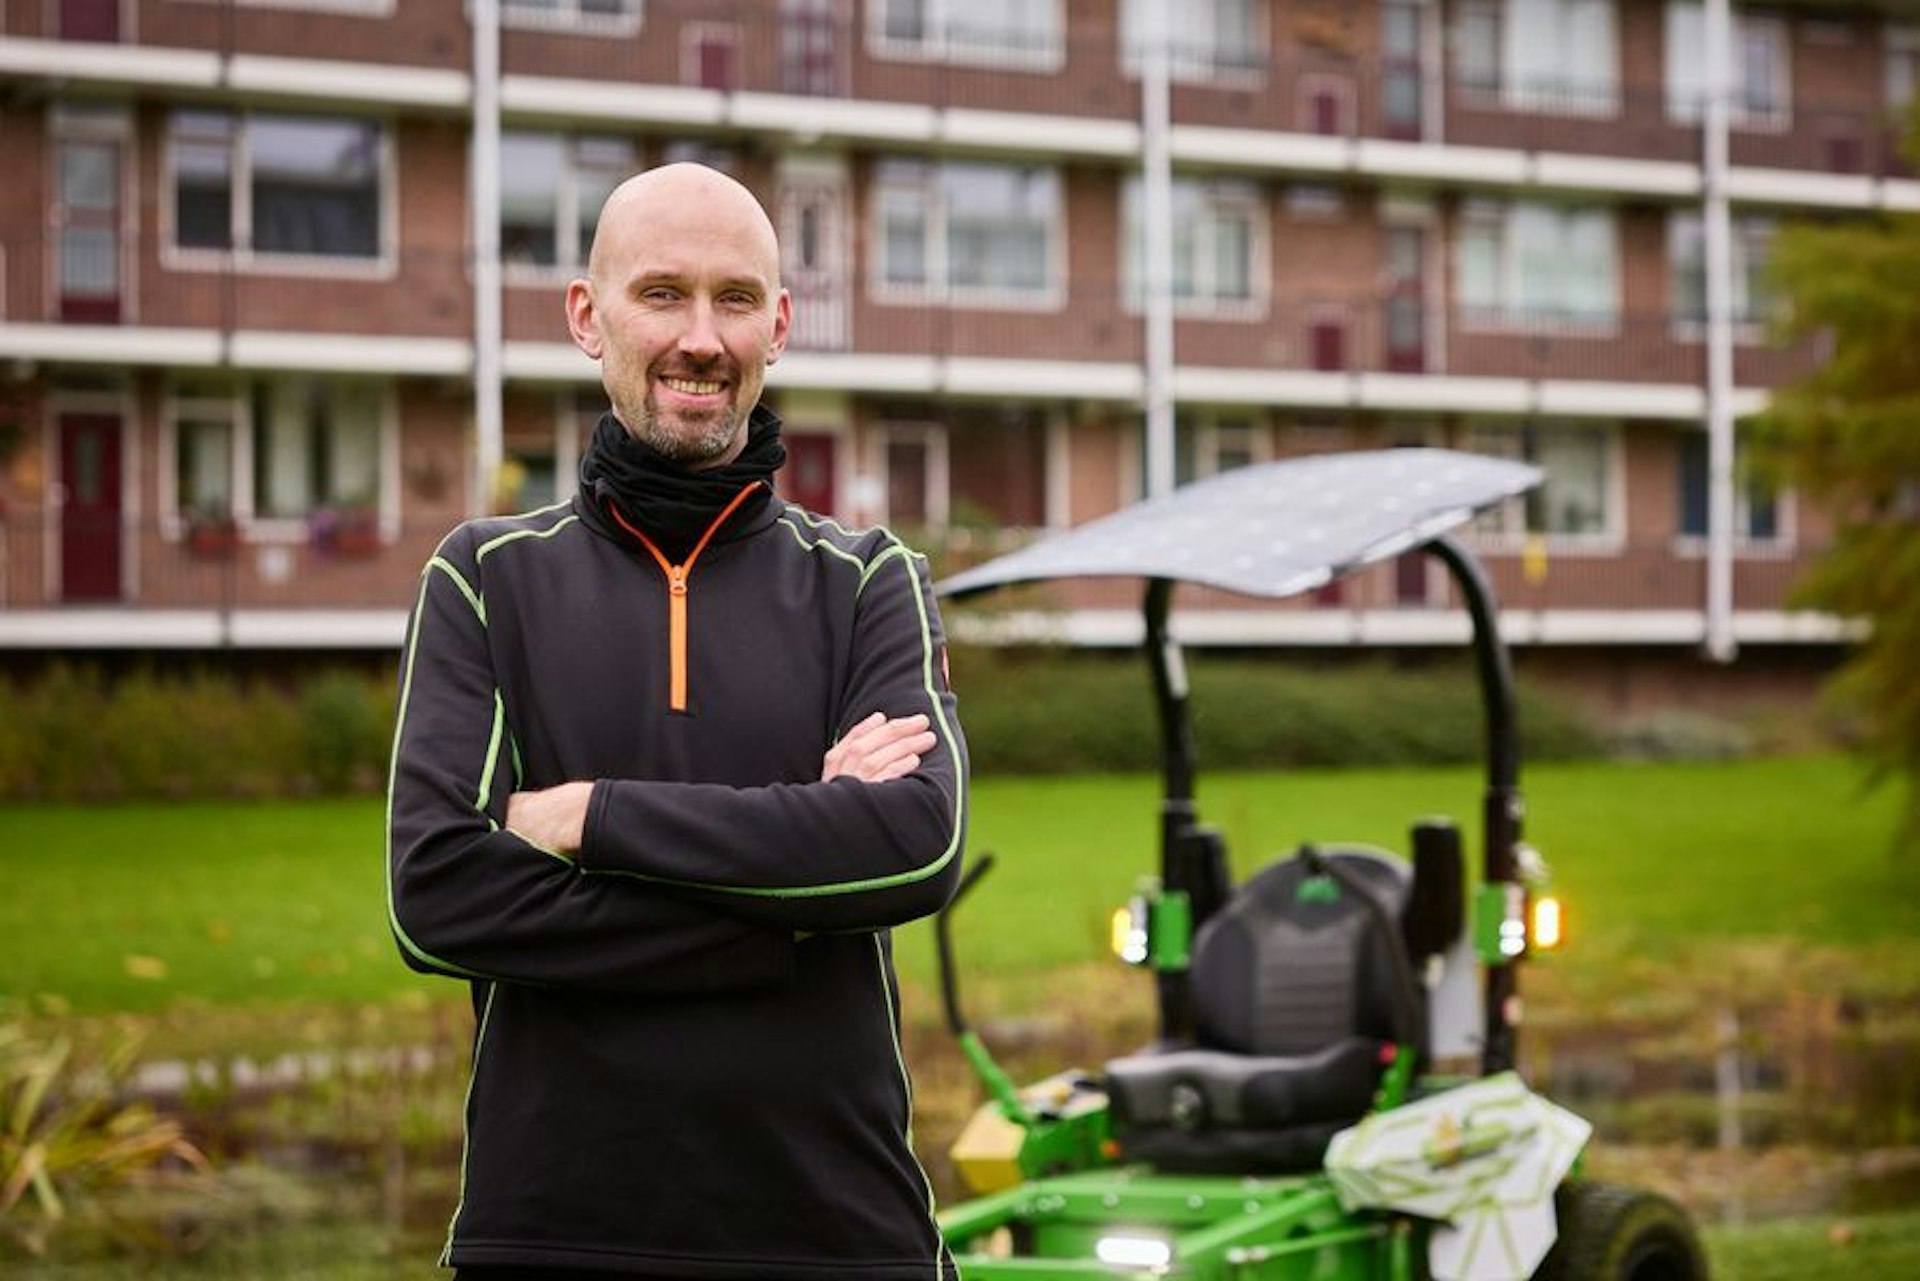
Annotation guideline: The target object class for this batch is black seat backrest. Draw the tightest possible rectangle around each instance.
[1188,845,1413,1059]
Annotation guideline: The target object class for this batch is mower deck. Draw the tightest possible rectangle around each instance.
[941,1165,1415,1279]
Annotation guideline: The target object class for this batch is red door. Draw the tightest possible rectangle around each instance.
[1384,226,1429,374]
[1380,1,1425,141]
[781,0,845,96]
[59,413,123,602]
[60,0,120,41]
[779,433,838,516]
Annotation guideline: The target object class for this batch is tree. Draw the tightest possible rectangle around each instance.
[1754,108,1920,855]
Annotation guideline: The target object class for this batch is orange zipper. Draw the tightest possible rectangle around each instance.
[608,483,761,713]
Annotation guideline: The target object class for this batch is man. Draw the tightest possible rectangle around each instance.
[387,163,967,1278]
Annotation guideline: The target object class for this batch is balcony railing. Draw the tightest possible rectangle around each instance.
[0,511,1830,627]
[4,1,1912,180]
[0,223,1833,393]
[928,528,1830,631]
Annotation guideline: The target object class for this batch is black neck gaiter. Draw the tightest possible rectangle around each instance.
[579,407,787,562]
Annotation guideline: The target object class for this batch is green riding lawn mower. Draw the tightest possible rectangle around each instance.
[930,449,1709,1280]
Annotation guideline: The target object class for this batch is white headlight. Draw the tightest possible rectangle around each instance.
[1094,1234,1172,1269]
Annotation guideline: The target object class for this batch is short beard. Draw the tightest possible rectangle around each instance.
[613,394,741,468]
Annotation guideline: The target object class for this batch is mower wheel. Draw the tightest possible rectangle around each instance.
[1535,1180,1708,1281]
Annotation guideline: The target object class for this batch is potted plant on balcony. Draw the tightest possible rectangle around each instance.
[183,503,240,559]
[309,499,382,559]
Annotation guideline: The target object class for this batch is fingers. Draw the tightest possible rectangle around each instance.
[822,712,938,783]
[505,782,591,856]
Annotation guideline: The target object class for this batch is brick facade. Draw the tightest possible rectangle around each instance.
[0,0,1904,662]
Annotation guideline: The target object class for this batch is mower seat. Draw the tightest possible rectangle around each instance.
[1105,845,1422,1174]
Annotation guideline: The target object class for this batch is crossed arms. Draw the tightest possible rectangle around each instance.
[386,525,967,995]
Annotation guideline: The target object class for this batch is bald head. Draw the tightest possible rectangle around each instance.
[587,162,783,292]
[565,162,793,468]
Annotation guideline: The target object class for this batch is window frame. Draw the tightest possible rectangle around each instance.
[1463,419,1624,551]
[1666,209,1777,338]
[1455,0,1621,118]
[159,378,398,543]
[867,0,1066,72]
[1174,409,1270,488]
[162,107,395,278]
[870,419,951,529]
[49,103,135,323]
[1119,0,1269,87]
[1672,430,1795,554]
[1664,1,1792,132]
[179,0,395,13]
[1455,198,1620,334]
[161,386,249,540]
[499,130,638,283]
[1889,23,1920,112]
[498,0,643,36]
[1122,175,1270,319]
[868,158,1066,310]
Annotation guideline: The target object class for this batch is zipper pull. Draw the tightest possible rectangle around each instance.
[668,566,688,596]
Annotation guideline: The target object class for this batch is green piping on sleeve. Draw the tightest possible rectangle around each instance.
[385,567,491,983]
[475,690,507,813]
[427,556,485,625]
[774,512,868,569]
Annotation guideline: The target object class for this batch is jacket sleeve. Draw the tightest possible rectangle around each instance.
[576,540,968,934]
[386,531,795,994]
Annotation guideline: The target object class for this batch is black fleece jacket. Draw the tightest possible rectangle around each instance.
[386,467,967,1276]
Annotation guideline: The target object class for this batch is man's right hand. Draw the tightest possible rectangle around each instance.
[822,712,936,784]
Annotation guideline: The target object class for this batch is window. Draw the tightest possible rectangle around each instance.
[872,423,946,528]
[1458,200,1616,325]
[252,381,386,522]
[501,133,635,272]
[871,0,1064,69]
[172,392,240,525]
[1123,176,1265,312]
[660,139,739,173]
[1121,0,1264,81]
[166,380,388,532]
[1891,25,1920,112]
[1668,212,1776,328]
[228,0,393,11]
[1455,0,1618,114]
[168,110,384,261]
[868,408,1050,530]
[501,0,639,29]
[1676,433,1783,545]
[1467,421,1614,540]
[1666,2,1790,127]
[53,106,126,322]
[1174,412,1265,487]
[872,159,1061,303]
[497,390,600,513]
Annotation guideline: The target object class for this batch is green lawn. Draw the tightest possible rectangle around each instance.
[936,752,1920,990]
[0,754,1912,1016]
[2,756,1916,1276]
[1702,1208,1920,1280]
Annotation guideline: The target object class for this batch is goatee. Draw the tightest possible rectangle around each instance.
[618,398,741,467]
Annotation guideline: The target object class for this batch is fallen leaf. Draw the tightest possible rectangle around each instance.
[123,955,168,981]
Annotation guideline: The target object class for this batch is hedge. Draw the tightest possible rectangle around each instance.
[0,653,1607,802]
[0,666,391,802]
[946,650,1604,775]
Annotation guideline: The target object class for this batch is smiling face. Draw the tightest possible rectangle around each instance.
[566,164,792,469]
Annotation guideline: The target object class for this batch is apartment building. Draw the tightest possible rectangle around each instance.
[0,0,1913,680]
